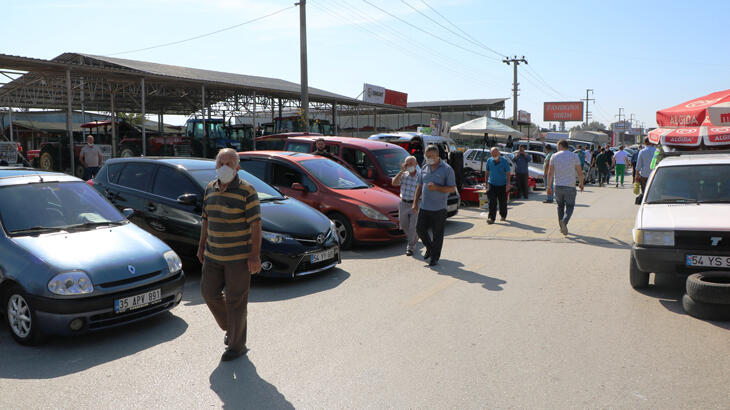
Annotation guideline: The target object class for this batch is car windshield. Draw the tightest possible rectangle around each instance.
[645,164,730,204]
[188,169,284,201]
[0,181,125,235]
[373,148,409,177]
[299,158,369,189]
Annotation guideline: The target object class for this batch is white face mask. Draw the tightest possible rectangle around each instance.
[406,166,416,173]
[216,165,237,184]
[426,157,436,166]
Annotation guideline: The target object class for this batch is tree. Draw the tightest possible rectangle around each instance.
[570,121,607,132]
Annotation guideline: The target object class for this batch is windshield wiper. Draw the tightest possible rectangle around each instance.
[260,197,285,202]
[9,226,66,235]
[646,198,698,204]
[698,199,730,204]
[63,221,126,230]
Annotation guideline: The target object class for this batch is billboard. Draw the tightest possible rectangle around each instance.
[518,110,531,123]
[544,102,584,122]
[363,83,408,108]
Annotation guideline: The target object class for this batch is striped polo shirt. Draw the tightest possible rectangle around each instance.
[202,177,261,263]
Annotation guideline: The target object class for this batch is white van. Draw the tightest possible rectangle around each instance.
[369,132,457,160]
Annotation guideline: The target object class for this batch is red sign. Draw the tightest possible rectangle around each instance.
[384,89,408,108]
[544,102,584,122]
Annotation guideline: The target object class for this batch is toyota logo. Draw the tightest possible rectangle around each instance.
[128,265,136,274]
[316,234,325,244]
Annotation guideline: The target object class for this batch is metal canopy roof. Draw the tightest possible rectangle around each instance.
[407,98,507,112]
[0,52,426,116]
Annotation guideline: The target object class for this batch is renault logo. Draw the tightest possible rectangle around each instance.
[316,234,325,244]
[128,265,136,274]
[710,236,722,247]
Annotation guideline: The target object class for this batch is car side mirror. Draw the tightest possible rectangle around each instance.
[291,182,307,192]
[122,208,134,219]
[177,193,199,206]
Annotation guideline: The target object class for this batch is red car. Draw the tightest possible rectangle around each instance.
[238,151,404,249]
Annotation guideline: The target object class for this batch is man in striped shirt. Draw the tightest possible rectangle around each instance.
[392,155,420,256]
[197,148,262,361]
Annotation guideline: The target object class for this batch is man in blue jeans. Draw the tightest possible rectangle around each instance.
[546,139,584,236]
[484,147,512,224]
[542,144,554,203]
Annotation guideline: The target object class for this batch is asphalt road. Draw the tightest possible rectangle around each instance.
[1,184,728,409]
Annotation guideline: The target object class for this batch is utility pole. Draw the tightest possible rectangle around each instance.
[582,89,595,128]
[503,56,527,129]
[298,0,309,126]
[615,108,624,146]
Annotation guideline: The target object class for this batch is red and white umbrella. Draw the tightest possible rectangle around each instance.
[656,89,730,127]
[649,124,730,147]
[650,89,730,147]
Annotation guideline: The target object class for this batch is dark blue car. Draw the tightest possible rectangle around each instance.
[0,167,185,345]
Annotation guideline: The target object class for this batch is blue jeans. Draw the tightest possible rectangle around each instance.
[555,186,576,224]
[546,181,554,201]
[83,166,99,181]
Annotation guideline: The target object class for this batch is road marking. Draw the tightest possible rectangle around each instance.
[406,276,459,306]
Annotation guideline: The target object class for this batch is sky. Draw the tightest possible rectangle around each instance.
[3,0,730,128]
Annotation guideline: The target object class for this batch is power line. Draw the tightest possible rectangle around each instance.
[418,0,507,59]
[399,0,501,61]
[108,5,297,56]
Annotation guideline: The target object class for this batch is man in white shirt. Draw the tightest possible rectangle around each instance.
[546,139,584,236]
[611,146,629,187]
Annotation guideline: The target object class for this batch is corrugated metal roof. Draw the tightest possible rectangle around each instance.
[408,99,507,112]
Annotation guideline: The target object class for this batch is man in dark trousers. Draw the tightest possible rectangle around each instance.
[198,148,262,362]
[484,147,512,224]
[512,144,530,199]
[412,145,456,266]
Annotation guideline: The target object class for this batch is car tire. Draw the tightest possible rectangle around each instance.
[39,151,55,171]
[329,213,353,250]
[686,272,730,305]
[4,285,46,346]
[120,145,139,158]
[681,294,730,321]
[629,253,650,289]
[74,164,85,179]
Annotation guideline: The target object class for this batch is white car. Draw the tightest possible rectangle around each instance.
[630,151,730,289]
[463,149,515,174]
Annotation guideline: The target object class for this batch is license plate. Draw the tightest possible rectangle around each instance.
[114,289,162,313]
[686,255,730,268]
[311,248,336,263]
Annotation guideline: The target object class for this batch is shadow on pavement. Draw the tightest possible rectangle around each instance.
[445,220,474,236]
[342,241,408,260]
[565,233,631,249]
[640,274,730,330]
[429,260,506,291]
[0,312,188,379]
[210,357,294,410]
[506,219,546,234]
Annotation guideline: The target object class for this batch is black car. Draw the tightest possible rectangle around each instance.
[91,157,340,278]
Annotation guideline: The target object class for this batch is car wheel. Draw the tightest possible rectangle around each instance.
[4,285,45,345]
[120,146,138,158]
[629,253,650,289]
[39,151,55,171]
[74,164,85,179]
[329,213,353,250]
[685,272,730,305]
[681,294,730,321]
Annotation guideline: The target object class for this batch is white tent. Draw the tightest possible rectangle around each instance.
[449,116,524,138]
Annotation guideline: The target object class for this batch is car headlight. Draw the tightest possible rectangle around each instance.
[358,205,389,221]
[164,250,183,273]
[634,229,674,247]
[262,231,293,244]
[48,271,94,295]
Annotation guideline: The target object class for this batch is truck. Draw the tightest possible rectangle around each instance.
[184,118,254,157]
[261,116,334,136]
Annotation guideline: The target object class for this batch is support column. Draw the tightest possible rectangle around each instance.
[8,107,13,142]
[252,92,257,150]
[111,91,117,158]
[141,78,146,156]
[66,70,74,175]
[278,98,283,133]
[331,102,337,135]
[80,78,86,139]
[271,97,275,125]
[201,85,207,158]
[356,106,360,138]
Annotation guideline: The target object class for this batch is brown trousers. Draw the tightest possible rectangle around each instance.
[201,258,251,351]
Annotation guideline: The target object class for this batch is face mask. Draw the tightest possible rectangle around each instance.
[87,142,93,146]
[216,165,236,184]
[426,158,436,166]
[406,166,416,173]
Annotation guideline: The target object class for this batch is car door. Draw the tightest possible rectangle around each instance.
[112,162,158,235]
[149,165,204,252]
[270,161,320,208]
[341,147,377,183]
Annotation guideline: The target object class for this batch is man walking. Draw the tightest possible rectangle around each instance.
[612,145,629,187]
[392,156,420,256]
[604,144,614,185]
[198,148,262,361]
[634,138,656,196]
[79,135,103,180]
[546,139,584,236]
[484,147,512,224]
[413,145,456,266]
[543,144,554,203]
[595,147,611,187]
[513,145,529,199]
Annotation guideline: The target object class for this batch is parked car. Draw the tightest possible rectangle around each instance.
[238,151,404,249]
[630,151,730,289]
[368,132,458,159]
[0,167,185,345]
[513,150,546,189]
[463,148,516,174]
[91,157,340,278]
[254,135,459,217]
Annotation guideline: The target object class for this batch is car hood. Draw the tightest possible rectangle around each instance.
[334,186,400,213]
[260,197,332,237]
[11,223,171,286]
[639,204,730,231]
